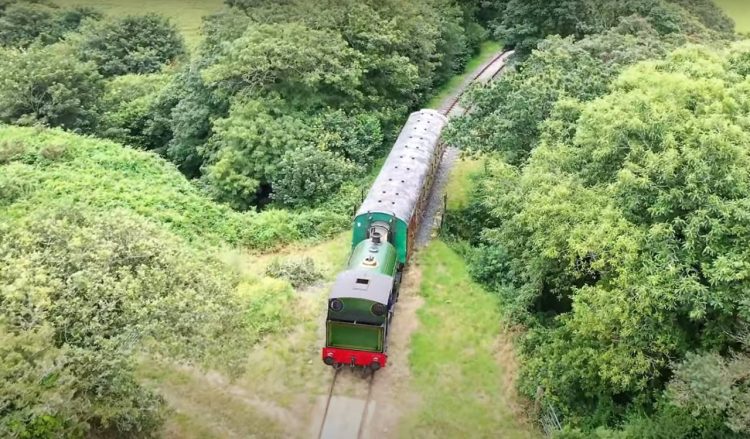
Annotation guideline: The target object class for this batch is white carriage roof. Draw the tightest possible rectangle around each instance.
[356,109,447,223]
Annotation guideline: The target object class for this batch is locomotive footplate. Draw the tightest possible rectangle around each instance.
[322,347,387,370]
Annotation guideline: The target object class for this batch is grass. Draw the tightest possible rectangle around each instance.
[426,40,503,109]
[400,241,538,438]
[55,0,224,47]
[445,157,484,211]
[715,0,750,33]
[138,362,287,439]
[137,234,354,438]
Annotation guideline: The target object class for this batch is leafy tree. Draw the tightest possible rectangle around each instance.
[202,99,316,210]
[492,0,733,54]
[203,22,363,111]
[98,73,170,148]
[669,0,735,38]
[0,1,101,48]
[74,14,185,77]
[272,146,358,207]
[494,0,592,52]
[463,44,750,429]
[0,44,103,132]
[198,8,251,65]
[447,17,674,164]
[314,110,383,165]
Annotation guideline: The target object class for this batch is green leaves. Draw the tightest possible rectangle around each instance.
[0,207,253,436]
[0,44,104,132]
[204,22,363,112]
[0,1,101,49]
[73,14,185,77]
[462,41,750,430]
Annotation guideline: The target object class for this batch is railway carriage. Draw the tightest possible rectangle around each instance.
[322,109,448,370]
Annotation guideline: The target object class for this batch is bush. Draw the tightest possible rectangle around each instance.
[272,146,358,208]
[0,125,255,245]
[74,14,185,77]
[0,207,251,437]
[0,44,103,132]
[265,257,323,289]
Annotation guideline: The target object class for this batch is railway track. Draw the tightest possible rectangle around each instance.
[440,49,514,117]
[316,48,513,439]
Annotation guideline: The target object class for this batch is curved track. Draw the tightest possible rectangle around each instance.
[316,48,514,439]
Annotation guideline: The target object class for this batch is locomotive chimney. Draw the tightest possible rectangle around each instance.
[372,231,382,244]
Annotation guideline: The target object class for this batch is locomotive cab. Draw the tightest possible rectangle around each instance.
[323,270,392,369]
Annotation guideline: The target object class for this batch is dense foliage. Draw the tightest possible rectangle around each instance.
[0,126,348,248]
[451,34,749,438]
[0,1,491,437]
[0,208,251,437]
[489,0,735,53]
[149,0,485,209]
[73,14,185,77]
[0,44,103,132]
[0,0,101,48]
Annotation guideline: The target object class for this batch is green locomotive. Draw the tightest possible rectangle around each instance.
[322,109,447,370]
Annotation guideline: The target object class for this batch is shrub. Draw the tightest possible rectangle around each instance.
[0,207,251,436]
[265,257,323,289]
[272,146,358,208]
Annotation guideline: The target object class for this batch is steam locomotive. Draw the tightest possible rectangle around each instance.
[322,109,447,370]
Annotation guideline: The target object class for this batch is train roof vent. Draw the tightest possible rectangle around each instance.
[354,278,370,290]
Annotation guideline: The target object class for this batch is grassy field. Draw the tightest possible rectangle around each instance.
[715,0,750,33]
[55,0,224,47]
[445,158,484,211]
[399,242,538,438]
[426,41,503,109]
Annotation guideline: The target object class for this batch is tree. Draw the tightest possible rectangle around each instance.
[463,44,750,428]
[203,22,363,112]
[0,1,101,48]
[202,99,316,210]
[0,44,103,132]
[492,0,732,54]
[446,18,674,164]
[74,14,185,77]
[313,110,383,165]
[98,73,170,149]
